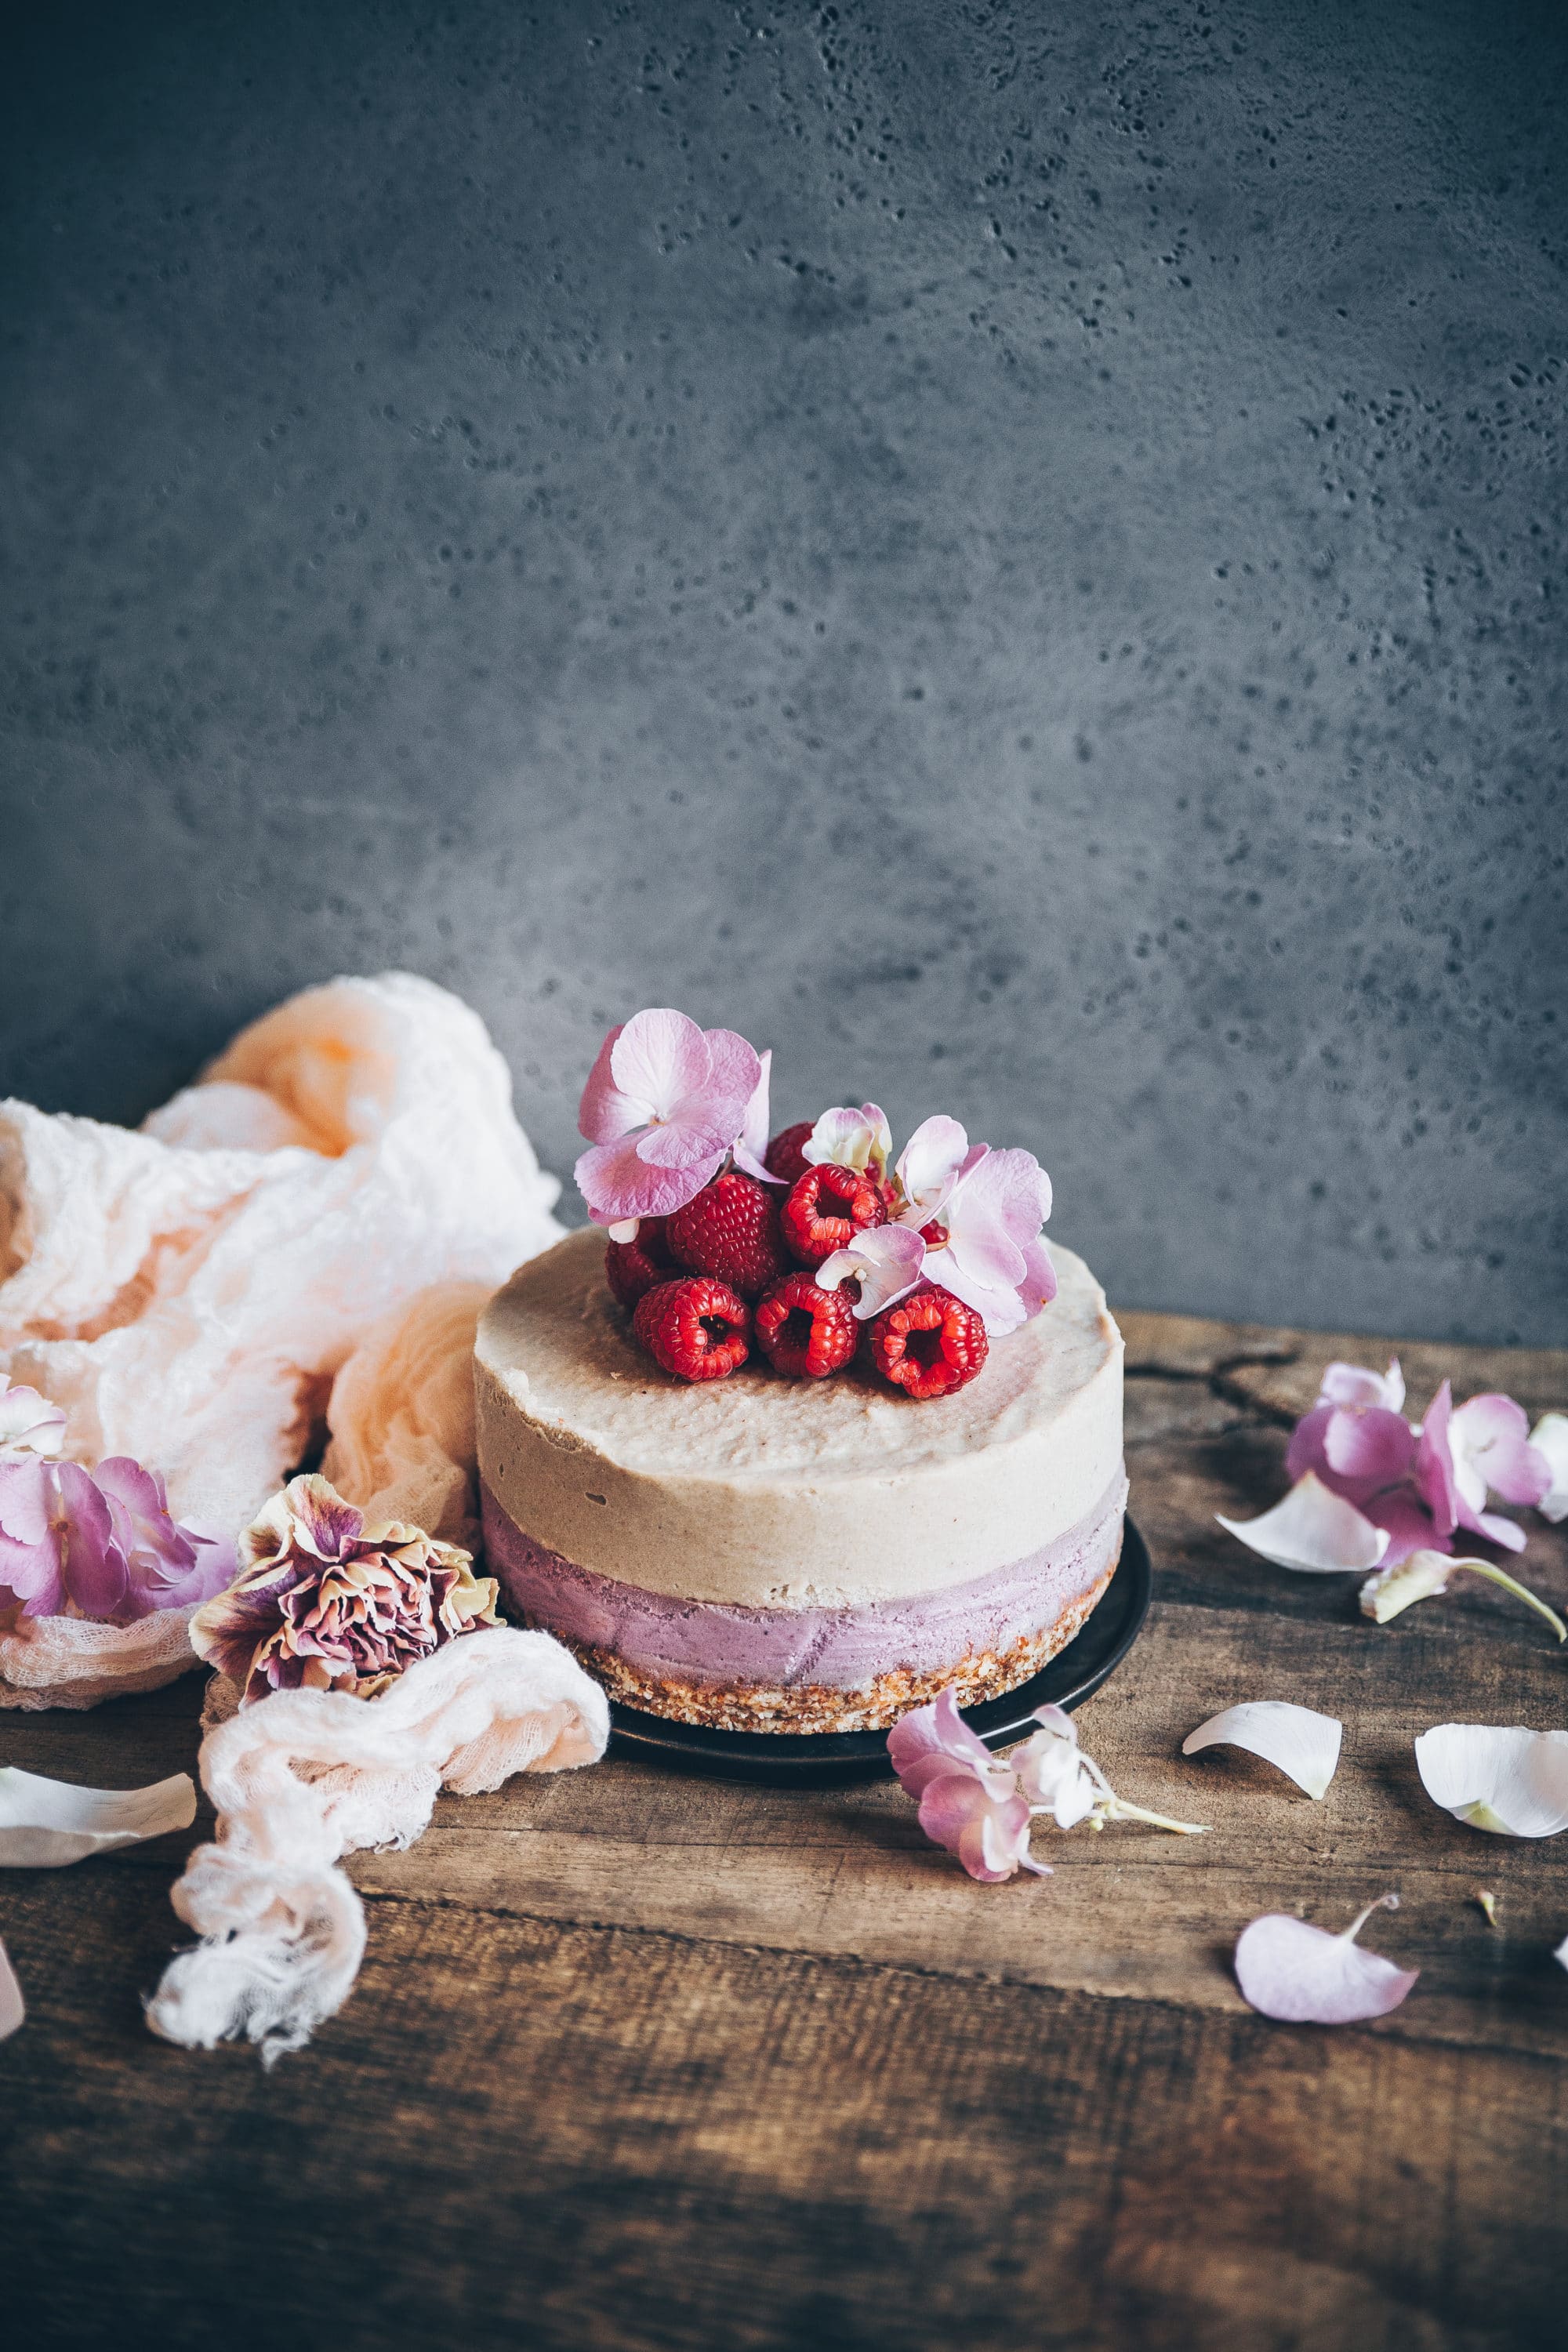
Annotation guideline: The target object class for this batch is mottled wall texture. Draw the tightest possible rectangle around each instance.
[2,0,1564,1341]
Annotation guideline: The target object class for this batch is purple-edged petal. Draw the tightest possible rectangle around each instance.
[1322,1404,1417,1487]
[575,1134,717,1225]
[887,1686,997,1797]
[577,1023,635,1144]
[1414,1379,1464,1539]
[1016,1236,1058,1318]
[917,1773,1036,1882]
[699,1026,764,1117]
[1450,1394,1552,1510]
[51,1461,126,1621]
[635,1118,738,1171]
[1234,1898,1417,2024]
[281,1473,365,1563]
[1218,1472,1388,1573]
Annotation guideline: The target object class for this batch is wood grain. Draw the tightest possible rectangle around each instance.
[2,1309,1566,2349]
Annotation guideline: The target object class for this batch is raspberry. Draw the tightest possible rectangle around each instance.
[781,1163,887,1267]
[867,1283,989,1401]
[764,1120,815,1187]
[604,1216,677,1309]
[753,1271,858,1380]
[632,1276,752,1382]
[665,1171,790,1300]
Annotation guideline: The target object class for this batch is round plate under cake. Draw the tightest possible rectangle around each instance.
[475,1224,1127,1737]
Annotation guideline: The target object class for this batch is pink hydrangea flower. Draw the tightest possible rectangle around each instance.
[1227,1362,1555,1573]
[887,1688,1045,1882]
[574,1008,764,1230]
[0,1450,229,1624]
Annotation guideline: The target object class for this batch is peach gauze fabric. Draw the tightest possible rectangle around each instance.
[0,972,562,1708]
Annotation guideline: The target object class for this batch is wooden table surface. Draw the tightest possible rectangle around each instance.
[4,1312,1567,2352]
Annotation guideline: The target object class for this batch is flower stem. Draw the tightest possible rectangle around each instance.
[1462,1562,1567,1645]
[1101,1797,1210,1837]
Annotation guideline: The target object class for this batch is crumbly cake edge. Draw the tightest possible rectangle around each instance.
[521,1546,1120,1734]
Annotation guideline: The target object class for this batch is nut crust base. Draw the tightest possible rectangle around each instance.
[530,1547,1120,1734]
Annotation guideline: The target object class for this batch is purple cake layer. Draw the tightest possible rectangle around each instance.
[481,1467,1127,1694]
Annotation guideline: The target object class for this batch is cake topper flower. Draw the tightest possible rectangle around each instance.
[189,1472,501,1705]
[814,1224,927,1319]
[890,1120,1057,1337]
[575,1008,766,1236]
[1220,1361,1560,1615]
[803,1103,893,1181]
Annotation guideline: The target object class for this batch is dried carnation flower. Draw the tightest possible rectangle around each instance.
[190,1472,500,1706]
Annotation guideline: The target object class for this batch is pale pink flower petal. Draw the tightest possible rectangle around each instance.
[0,1456,63,1615]
[919,1773,1041,1883]
[577,1023,636,1144]
[0,1379,67,1461]
[732,1049,780,1184]
[1450,1394,1551,1510]
[608,1008,716,1123]
[895,1117,981,1220]
[1235,1893,1417,2024]
[1530,1415,1568,1523]
[574,1134,723,1225]
[815,1225,926,1319]
[0,1764,196,1865]
[1218,1472,1389,1573]
[924,1249,1030,1337]
[887,1684,997,1798]
[1016,1235,1058,1317]
[804,1104,893,1179]
[1321,1359,1405,1414]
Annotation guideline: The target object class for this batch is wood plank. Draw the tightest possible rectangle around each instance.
[2,1866,1563,2352]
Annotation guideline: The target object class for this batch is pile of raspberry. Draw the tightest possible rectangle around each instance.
[604,1122,988,1401]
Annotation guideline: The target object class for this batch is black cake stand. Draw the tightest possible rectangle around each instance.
[607,1515,1153,1788]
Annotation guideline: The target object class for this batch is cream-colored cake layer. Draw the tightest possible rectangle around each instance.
[475,1225,1123,1610]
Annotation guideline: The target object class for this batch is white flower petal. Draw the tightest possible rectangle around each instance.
[1182,1701,1342,1799]
[1530,1414,1568,1523]
[1414,1724,1568,1838]
[1218,1472,1389,1573]
[1555,1933,1568,1976]
[1235,1894,1417,2024]
[0,1767,197,1867]
[0,1937,21,2039]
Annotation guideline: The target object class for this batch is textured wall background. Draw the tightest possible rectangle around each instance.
[2,0,1564,1342]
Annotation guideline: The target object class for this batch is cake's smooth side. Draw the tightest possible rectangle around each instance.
[474,1225,1123,1610]
[481,1470,1127,1731]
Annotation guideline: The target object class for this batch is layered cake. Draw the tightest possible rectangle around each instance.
[474,1004,1125,1734]
[477,1226,1124,1731]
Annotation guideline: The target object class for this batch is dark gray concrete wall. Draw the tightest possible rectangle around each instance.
[2,0,1564,1342]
